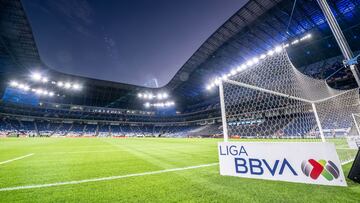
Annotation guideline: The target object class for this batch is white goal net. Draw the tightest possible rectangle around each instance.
[219,49,360,163]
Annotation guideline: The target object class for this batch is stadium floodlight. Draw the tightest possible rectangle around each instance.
[10,81,19,87]
[267,50,275,56]
[49,92,54,97]
[18,84,25,89]
[35,89,43,95]
[57,81,64,87]
[144,102,150,108]
[138,93,143,98]
[291,39,299,45]
[23,85,30,91]
[72,83,81,90]
[260,54,267,59]
[41,77,48,83]
[274,46,283,53]
[230,69,237,76]
[157,93,163,100]
[163,93,168,99]
[31,72,42,81]
[64,82,71,89]
[252,57,259,64]
[283,43,290,48]
[246,60,254,66]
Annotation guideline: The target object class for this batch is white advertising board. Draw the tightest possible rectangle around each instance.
[218,142,346,186]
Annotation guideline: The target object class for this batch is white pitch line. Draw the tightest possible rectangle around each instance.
[0,163,219,192]
[0,153,34,165]
[341,159,354,165]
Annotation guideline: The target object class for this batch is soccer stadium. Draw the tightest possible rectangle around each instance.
[1,0,360,202]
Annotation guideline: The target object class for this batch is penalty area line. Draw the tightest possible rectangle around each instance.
[0,153,34,165]
[0,163,219,192]
[341,159,354,165]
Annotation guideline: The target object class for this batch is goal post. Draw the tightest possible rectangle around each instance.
[219,78,326,142]
[217,49,360,143]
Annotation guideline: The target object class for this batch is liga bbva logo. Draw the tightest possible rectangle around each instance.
[301,159,340,181]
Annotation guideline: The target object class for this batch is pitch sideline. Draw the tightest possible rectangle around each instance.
[0,153,34,165]
[0,163,219,192]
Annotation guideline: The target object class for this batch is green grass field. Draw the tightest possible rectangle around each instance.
[0,137,359,203]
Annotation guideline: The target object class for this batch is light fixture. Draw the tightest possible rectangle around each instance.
[206,32,313,90]
[31,72,42,81]
[10,81,19,87]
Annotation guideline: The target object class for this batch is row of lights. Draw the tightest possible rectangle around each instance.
[206,33,312,90]
[31,72,82,91]
[9,81,55,97]
[144,101,175,108]
[56,81,82,90]
[138,92,168,100]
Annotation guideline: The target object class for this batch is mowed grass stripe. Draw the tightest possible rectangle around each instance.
[0,163,218,191]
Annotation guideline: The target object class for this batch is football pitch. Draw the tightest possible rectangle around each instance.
[0,138,359,203]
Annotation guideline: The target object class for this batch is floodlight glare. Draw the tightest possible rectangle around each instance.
[274,46,283,53]
[260,54,266,59]
[23,85,30,91]
[41,77,48,83]
[157,93,163,99]
[246,60,254,66]
[230,69,237,75]
[252,57,259,64]
[144,102,150,108]
[10,81,19,87]
[138,93,143,98]
[267,50,274,56]
[64,82,71,89]
[57,81,64,87]
[72,83,81,90]
[31,72,42,81]
[291,39,299,45]
[49,92,55,97]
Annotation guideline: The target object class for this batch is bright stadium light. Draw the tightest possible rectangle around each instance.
[267,50,275,56]
[291,39,299,45]
[72,83,81,90]
[23,85,30,91]
[138,93,143,98]
[246,60,254,66]
[49,92,55,97]
[31,72,42,81]
[274,46,283,53]
[35,89,43,95]
[10,81,19,87]
[163,93,168,99]
[57,81,64,87]
[205,32,313,91]
[41,77,48,83]
[64,82,71,89]
[144,102,150,108]
[157,93,163,100]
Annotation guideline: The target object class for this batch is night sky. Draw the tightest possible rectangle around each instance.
[22,0,248,87]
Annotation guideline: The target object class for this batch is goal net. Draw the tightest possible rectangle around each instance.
[219,49,360,163]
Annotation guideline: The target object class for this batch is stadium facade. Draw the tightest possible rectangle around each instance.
[0,0,360,138]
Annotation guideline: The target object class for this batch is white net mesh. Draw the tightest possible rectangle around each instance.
[221,50,360,162]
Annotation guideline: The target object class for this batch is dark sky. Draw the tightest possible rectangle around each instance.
[22,0,248,87]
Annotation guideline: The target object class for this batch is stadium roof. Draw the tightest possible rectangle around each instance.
[1,0,360,110]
